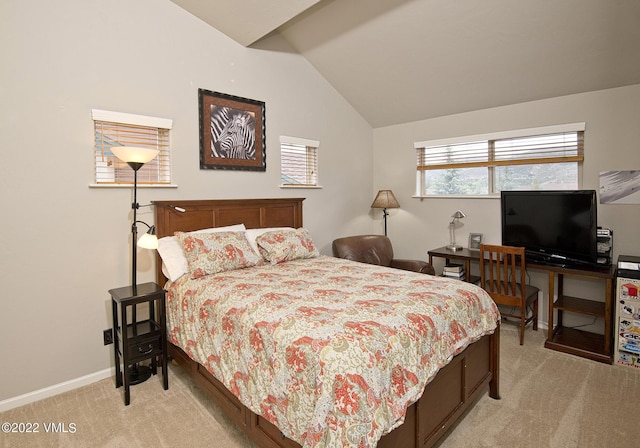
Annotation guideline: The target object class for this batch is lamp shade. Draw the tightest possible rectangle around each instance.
[137,232,158,250]
[451,210,466,220]
[112,146,159,164]
[137,225,158,250]
[371,190,400,209]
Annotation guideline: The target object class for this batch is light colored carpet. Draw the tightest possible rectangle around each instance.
[2,324,639,447]
[439,323,640,448]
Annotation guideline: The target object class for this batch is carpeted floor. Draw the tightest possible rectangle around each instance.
[2,324,639,447]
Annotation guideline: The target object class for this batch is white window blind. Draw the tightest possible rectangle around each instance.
[92,109,173,185]
[414,123,585,196]
[280,136,319,187]
[417,129,584,171]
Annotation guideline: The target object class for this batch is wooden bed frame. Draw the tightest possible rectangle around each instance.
[153,198,500,448]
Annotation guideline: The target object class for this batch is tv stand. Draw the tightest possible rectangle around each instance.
[544,263,615,364]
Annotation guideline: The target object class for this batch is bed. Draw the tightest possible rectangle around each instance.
[153,198,500,448]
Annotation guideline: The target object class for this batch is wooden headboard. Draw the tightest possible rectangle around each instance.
[152,198,305,285]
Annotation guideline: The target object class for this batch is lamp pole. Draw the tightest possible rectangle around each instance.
[126,161,145,292]
[131,167,138,290]
[382,208,389,236]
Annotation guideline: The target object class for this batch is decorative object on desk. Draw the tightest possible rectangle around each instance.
[371,190,400,236]
[112,146,160,385]
[199,89,266,171]
[446,210,466,251]
[468,233,483,251]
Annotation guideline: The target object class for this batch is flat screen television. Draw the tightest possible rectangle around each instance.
[501,190,598,267]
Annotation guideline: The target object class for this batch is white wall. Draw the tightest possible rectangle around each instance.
[0,0,373,402]
[373,84,640,327]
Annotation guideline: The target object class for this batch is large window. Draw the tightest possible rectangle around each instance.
[414,123,584,196]
[280,136,320,188]
[92,109,173,186]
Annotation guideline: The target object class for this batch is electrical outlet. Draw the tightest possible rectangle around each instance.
[103,329,113,345]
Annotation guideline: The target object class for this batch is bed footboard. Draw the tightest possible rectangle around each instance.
[168,325,499,448]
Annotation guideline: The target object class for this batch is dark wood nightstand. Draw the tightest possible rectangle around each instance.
[109,282,168,405]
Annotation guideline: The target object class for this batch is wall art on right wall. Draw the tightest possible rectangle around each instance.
[599,170,640,204]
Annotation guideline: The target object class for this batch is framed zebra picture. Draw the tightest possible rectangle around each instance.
[199,89,266,171]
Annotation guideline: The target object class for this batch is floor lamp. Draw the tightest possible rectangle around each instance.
[112,146,160,384]
[371,190,400,236]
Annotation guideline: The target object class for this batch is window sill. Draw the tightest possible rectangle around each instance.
[280,185,323,189]
[412,194,499,199]
[89,184,179,189]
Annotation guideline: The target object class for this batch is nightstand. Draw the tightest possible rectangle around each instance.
[109,282,168,405]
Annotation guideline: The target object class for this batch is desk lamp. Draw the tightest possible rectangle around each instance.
[447,210,466,251]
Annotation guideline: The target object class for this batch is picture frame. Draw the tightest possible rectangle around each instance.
[468,233,483,251]
[199,89,266,171]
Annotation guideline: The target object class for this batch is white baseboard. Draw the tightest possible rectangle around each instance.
[0,368,114,413]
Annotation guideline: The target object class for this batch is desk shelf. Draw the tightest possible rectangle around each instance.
[545,326,609,363]
[546,268,615,364]
[428,246,615,363]
[553,295,605,317]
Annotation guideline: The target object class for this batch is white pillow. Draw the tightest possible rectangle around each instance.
[245,227,293,256]
[158,224,246,281]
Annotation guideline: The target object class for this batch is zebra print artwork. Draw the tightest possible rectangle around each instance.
[210,106,256,160]
[199,89,265,171]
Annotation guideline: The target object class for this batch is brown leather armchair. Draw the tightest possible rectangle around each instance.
[332,235,435,275]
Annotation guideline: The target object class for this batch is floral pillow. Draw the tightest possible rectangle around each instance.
[256,228,320,265]
[176,231,262,278]
[158,224,246,282]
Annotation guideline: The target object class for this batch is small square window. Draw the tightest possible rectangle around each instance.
[280,136,319,188]
[92,109,173,186]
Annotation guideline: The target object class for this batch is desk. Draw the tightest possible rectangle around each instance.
[427,246,481,283]
[428,246,615,363]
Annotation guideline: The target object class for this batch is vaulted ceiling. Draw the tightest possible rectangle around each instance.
[170,0,640,128]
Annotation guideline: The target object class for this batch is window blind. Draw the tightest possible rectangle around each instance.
[417,130,584,171]
[92,109,172,185]
[280,136,319,186]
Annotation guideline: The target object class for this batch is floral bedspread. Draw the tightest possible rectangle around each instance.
[165,256,499,447]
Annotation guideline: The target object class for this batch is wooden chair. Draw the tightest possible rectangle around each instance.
[479,244,539,345]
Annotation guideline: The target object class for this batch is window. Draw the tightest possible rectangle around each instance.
[92,109,173,186]
[280,136,320,188]
[414,123,585,196]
